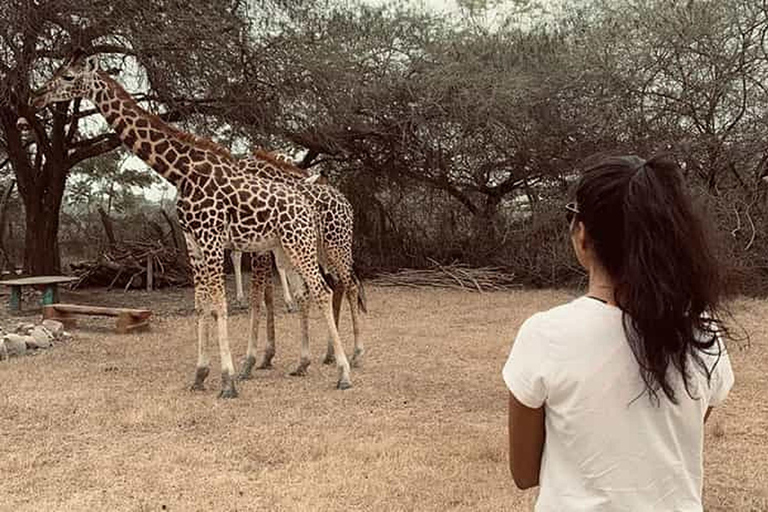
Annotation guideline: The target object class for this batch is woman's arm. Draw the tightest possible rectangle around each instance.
[508,392,546,489]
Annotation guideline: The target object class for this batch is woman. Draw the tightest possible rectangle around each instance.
[502,154,734,511]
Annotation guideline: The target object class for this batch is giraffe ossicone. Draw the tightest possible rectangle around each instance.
[31,51,355,395]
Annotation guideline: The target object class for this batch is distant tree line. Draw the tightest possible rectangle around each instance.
[1,0,767,292]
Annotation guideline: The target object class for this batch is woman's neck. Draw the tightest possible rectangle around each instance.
[587,264,617,305]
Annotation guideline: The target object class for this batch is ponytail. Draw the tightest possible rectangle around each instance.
[575,154,725,403]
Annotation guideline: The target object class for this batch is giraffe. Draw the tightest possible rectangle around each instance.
[30,51,354,395]
[234,150,366,382]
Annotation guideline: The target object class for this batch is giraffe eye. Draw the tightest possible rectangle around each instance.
[62,76,75,82]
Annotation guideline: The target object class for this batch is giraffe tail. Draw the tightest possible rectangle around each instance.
[352,267,368,314]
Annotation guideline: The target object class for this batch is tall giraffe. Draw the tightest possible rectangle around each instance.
[31,51,354,395]
[235,150,366,382]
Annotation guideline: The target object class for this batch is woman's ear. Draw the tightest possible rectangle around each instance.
[575,221,589,252]
[571,220,591,269]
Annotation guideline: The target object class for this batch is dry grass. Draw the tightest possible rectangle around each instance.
[0,286,766,511]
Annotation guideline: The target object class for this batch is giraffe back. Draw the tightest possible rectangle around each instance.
[237,153,354,267]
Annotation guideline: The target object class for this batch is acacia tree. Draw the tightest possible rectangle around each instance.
[236,4,597,247]
[0,0,251,274]
[66,152,158,216]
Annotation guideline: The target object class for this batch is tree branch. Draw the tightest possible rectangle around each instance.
[67,134,123,167]
[70,132,117,149]
[66,98,81,143]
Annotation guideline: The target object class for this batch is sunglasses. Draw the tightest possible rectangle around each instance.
[565,202,580,224]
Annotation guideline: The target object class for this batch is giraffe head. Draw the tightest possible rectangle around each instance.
[31,50,100,109]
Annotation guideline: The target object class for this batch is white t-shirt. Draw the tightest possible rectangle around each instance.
[502,296,734,512]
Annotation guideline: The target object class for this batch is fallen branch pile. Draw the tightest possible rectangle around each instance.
[70,241,191,290]
[368,261,518,292]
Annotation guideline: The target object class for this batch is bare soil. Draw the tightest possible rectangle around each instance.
[0,283,765,511]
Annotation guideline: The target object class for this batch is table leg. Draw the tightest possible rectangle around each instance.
[9,285,21,311]
[42,284,58,305]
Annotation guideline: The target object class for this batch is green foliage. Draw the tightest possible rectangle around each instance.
[66,152,159,215]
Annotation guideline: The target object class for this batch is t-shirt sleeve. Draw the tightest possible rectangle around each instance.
[502,315,549,409]
[708,338,735,407]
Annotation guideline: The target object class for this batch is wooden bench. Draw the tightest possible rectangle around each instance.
[0,275,79,311]
[42,304,152,334]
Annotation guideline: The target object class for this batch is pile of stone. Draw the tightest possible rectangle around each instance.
[0,320,72,361]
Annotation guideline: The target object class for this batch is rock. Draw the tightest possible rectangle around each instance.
[0,339,7,361]
[61,331,73,342]
[42,319,65,339]
[3,334,28,356]
[29,326,53,349]
[15,322,35,335]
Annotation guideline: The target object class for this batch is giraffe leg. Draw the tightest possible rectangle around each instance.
[322,282,344,365]
[344,276,364,368]
[198,246,237,399]
[186,237,212,392]
[239,254,271,380]
[191,302,212,391]
[258,272,277,369]
[277,266,298,312]
[309,276,351,389]
[323,293,352,389]
[273,248,298,312]
[326,248,365,368]
[231,250,245,305]
[288,296,311,376]
[282,231,351,389]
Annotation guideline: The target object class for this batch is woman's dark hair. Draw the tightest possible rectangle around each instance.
[573,153,726,404]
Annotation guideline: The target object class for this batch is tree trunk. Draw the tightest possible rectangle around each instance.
[18,154,68,276]
[97,205,117,247]
[0,180,16,271]
[22,190,63,275]
[472,195,501,247]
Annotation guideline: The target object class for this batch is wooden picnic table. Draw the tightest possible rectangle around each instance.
[0,275,79,311]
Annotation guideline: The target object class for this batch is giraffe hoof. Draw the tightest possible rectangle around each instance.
[218,373,238,398]
[288,366,309,377]
[322,354,335,365]
[238,356,256,380]
[257,351,275,370]
[285,302,299,314]
[350,350,364,368]
[218,387,239,399]
[191,366,210,391]
[336,379,352,390]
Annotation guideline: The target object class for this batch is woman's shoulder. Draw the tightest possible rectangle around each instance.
[519,296,623,345]
[526,296,608,323]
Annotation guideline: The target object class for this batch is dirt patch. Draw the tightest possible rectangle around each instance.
[0,286,764,511]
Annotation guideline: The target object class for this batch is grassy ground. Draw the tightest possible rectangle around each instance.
[0,284,765,511]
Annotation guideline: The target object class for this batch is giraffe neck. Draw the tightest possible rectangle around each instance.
[87,72,232,187]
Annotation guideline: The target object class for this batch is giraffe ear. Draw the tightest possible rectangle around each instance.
[69,47,87,63]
